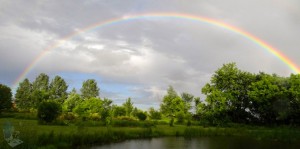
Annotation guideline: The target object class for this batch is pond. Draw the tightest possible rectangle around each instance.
[92,137,300,149]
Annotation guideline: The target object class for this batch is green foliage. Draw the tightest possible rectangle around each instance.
[112,105,126,117]
[63,92,83,112]
[136,111,147,121]
[15,78,33,110]
[201,63,255,125]
[80,79,100,99]
[49,76,68,103]
[148,107,162,120]
[38,101,62,123]
[160,86,185,126]
[32,73,49,92]
[0,84,12,112]
[73,97,103,116]
[123,98,134,117]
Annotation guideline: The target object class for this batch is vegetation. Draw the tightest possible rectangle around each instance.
[1,62,300,148]
[37,101,62,123]
[0,84,12,113]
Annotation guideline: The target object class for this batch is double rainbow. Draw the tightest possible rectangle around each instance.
[13,12,300,88]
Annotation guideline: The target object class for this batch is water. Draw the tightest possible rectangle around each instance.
[92,137,300,149]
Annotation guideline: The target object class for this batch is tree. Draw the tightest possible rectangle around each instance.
[101,98,113,121]
[201,63,255,124]
[160,86,184,126]
[287,74,300,124]
[112,105,126,117]
[123,98,134,117]
[15,78,33,110]
[73,97,103,115]
[148,107,162,120]
[37,101,62,123]
[31,73,50,105]
[0,84,12,112]
[194,97,200,113]
[49,76,68,103]
[136,111,147,121]
[80,79,100,99]
[248,73,285,124]
[63,92,83,112]
[32,73,49,91]
[181,92,194,112]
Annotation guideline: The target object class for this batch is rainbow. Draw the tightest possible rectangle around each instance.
[13,12,300,88]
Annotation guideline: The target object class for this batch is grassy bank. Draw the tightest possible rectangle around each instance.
[1,118,300,149]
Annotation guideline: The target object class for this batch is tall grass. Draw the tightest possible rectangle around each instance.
[1,118,300,148]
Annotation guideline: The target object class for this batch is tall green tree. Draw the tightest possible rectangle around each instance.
[112,105,126,117]
[287,74,300,124]
[181,92,194,113]
[32,73,49,91]
[148,107,162,120]
[80,79,100,99]
[31,73,50,106]
[63,92,83,112]
[123,98,134,117]
[201,63,255,124]
[15,78,33,110]
[248,73,281,124]
[160,86,184,126]
[49,76,68,103]
[0,84,12,112]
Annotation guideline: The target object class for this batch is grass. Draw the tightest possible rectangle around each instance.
[1,117,300,148]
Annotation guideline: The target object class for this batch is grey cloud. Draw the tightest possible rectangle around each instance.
[1,0,299,109]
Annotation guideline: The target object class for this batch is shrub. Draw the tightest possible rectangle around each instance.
[176,111,185,124]
[89,113,101,121]
[38,101,62,123]
[136,112,147,121]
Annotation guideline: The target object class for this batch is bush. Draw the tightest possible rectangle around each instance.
[176,112,185,124]
[89,113,101,121]
[136,112,147,121]
[38,101,62,123]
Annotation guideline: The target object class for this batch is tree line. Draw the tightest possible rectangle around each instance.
[1,63,300,126]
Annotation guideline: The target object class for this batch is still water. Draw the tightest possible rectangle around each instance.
[92,137,300,149]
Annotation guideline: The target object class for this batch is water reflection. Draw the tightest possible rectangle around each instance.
[92,137,300,149]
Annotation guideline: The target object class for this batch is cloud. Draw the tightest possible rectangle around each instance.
[1,0,299,109]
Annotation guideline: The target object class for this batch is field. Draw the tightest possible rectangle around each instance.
[1,116,300,149]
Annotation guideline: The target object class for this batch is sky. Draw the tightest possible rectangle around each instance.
[1,0,300,109]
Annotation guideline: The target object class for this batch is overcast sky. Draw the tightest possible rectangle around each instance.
[1,0,300,109]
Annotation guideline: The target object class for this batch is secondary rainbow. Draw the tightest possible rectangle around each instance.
[13,12,300,88]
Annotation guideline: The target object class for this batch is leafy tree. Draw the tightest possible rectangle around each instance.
[32,73,49,91]
[15,79,33,110]
[181,92,194,113]
[37,101,62,123]
[80,79,100,99]
[123,98,134,117]
[160,86,184,126]
[63,92,83,112]
[73,97,103,115]
[112,105,126,117]
[248,73,287,124]
[0,84,12,112]
[201,63,255,124]
[287,74,300,124]
[194,97,200,113]
[101,98,113,121]
[136,111,147,121]
[31,73,50,105]
[49,76,68,103]
[131,107,139,118]
[148,107,162,120]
